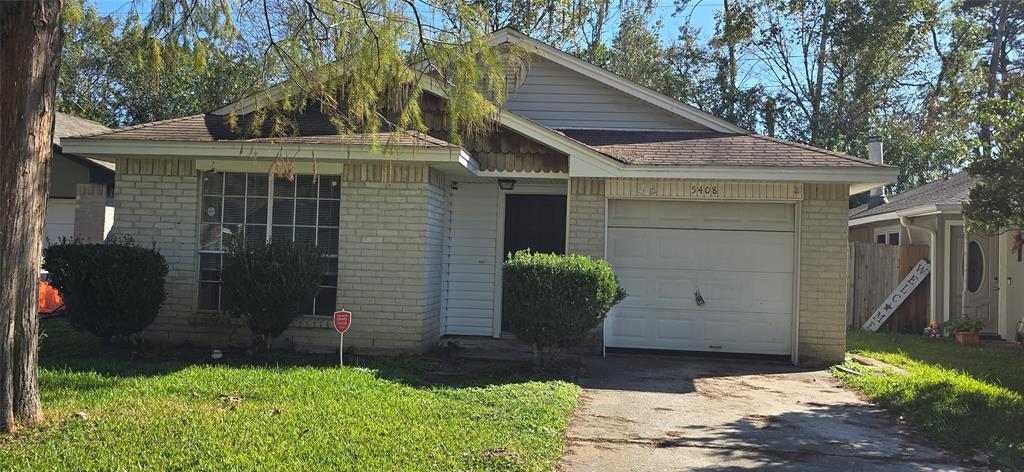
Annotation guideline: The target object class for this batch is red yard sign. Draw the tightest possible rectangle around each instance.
[334,310,352,334]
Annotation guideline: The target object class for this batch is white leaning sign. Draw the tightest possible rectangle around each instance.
[862,260,931,332]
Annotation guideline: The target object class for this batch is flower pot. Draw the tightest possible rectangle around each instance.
[955,332,980,345]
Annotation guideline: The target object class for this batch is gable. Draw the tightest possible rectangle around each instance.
[504,56,707,131]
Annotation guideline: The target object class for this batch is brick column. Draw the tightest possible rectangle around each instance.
[74,183,109,243]
[798,183,850,365]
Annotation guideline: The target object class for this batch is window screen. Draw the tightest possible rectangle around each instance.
[198,172,340,316]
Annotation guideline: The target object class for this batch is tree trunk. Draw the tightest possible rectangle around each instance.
[0,0,64,433]
[981,0,1010,158]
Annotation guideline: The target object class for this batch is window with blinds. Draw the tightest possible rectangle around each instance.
[198,171,341,316]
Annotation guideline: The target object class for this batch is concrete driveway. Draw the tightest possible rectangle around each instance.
[559,354,980,471]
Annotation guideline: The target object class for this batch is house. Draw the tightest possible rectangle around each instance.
[849,145,1019,340]
[45,113,115,246]
[60,29,896,365]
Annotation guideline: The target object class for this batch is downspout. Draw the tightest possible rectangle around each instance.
[900,216,938,323]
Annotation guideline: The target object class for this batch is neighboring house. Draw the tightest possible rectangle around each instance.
[45,113,116,246]
[850,160,1020,341]
[62,29,896,364]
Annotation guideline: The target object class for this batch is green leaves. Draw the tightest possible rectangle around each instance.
[220,238,323,346]
[502,251,627,366]
[42,238,169,342]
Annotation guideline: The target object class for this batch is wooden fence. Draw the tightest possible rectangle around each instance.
[847,242,930,333]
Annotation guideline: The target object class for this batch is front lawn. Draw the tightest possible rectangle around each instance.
[0,319,580,471]
[836,331,1024,470]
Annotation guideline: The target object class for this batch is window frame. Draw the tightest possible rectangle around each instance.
[873,227,901,246]
[197,171,341,316]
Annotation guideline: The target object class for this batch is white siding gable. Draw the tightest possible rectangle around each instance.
[504,56,709,131]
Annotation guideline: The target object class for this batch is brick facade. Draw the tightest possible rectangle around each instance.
[111,160,849,363]
[112,159,447,354]
[796,184,850,364]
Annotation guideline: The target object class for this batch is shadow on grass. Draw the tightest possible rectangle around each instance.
[39,317,572,390]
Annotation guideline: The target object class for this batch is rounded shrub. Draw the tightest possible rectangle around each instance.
[502,250,626,367]
[43,237,168,342]
[220,237,323,350]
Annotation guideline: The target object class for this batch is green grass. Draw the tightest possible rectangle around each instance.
[0,319,580,471]
[835,331,1024,470]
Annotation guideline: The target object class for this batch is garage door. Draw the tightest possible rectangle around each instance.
[605,199,795,355]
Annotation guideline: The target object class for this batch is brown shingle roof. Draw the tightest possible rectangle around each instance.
[849,172,975,220]
[72,112,454,148]
[558,129,886,168]
[54,112,111,144]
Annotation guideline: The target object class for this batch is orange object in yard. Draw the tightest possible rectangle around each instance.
[38,280,64,315]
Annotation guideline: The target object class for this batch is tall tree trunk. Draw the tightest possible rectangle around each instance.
[723,0,737,121]
[981,0,1009,158]
[809,0,832,146]
[0,0,64,433]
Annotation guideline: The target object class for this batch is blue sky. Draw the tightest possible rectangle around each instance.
[89,0,723,45]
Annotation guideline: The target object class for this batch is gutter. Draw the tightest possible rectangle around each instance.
[900,216,938,323]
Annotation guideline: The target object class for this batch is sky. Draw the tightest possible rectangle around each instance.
[89,0,724,45]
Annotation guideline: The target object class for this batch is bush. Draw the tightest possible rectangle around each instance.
[220,237,323,349]
[502,251,626,367]
[43,237,168,342]
[945,315,985,334]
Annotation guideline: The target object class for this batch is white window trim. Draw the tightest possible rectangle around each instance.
[874,226,901,246]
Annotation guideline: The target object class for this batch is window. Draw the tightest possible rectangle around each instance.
[875,230,900,246]
[966,240,984,293]
[198,172,341,316]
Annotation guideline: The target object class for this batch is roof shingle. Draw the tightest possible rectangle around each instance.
[71,112,454,148]
[848,172,975,220]
[558,129,886,168]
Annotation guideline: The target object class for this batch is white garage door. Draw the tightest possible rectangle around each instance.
[605,200,795,355]
[43,199,76,247]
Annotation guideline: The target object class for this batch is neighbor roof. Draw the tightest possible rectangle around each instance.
[849,172,976,221]
[54,112,115,171]
[54,112,111,144]
[72,112,454,148]
[559,129,885,168]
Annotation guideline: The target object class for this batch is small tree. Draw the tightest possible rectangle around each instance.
[503,251,627,367]
[220,237,322,350]
[963,98,1024,235]
[43,237,168,343]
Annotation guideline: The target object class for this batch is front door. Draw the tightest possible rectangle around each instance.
[503,194,567,256]
[501,194,566,330]
[951,230,999,334]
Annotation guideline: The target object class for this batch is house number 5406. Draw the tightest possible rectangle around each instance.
[690,185,719,196]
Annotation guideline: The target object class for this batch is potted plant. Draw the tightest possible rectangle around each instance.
[945,315,985,345]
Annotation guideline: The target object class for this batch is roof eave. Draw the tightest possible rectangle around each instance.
[848,203,964,226]
[59,137,467,164]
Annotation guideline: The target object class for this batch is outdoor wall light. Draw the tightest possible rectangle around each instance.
[498,179,516,191]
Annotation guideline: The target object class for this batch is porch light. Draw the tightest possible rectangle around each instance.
[498,179,516,191]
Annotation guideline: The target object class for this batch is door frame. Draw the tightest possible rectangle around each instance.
[600,197,802,363]
[493,182,568,338]
[944,220,963,323]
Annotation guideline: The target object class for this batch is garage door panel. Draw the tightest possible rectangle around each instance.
[607,307,790,354]
[609,228,793,272]
[609,200,794,231]
[605,199,795,355]
[614,268,792,313]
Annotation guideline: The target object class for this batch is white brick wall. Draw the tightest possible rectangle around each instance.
[568,178,606,259]
[797,184,849,364]
[109,160,199,344]
[111,159,448,354]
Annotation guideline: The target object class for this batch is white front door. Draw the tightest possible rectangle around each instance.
[442,183,499,336]
[605,200,795,355]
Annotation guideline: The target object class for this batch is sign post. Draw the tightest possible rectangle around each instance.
[333,310,352,366]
